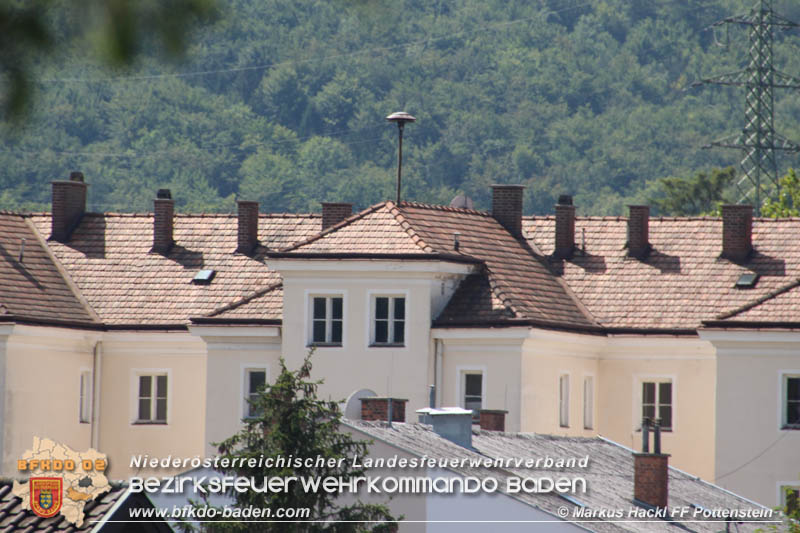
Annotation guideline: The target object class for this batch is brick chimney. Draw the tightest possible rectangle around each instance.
[360,398,407,423]
[554,195,575,259]
[236,200,259,254]
[479,409,507,431]
[491,184,525,238]
[152,189,174,254]
[634,418,670,508]
[721,205,753,261]
[322,202,353,231]
[627,205,650,258]
[51,171,87,242]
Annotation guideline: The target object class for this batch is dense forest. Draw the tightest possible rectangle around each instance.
[3,0,800,215]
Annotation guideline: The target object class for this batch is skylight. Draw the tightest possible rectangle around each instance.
[192,269,216,284]
[735,272,759,289]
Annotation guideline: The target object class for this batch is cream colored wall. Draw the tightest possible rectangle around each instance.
[275,262,471,419]
[521,330,600,437]
[1,325,96,476]
[597,336,716,481]
[702,330,800,507]
[191,325,282,457]
[436,332,525,432]
[98,331,207,479]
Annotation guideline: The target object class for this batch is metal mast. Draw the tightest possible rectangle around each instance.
[695,0,800,214]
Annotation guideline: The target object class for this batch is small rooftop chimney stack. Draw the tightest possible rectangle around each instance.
[236,200,259,255]
[479,409,507,431]
[721,205,753,261]
[491,184,525,238]
[360,398,407,423]
[51,171,88,242]
[627,205,650,258]
[153,189,174,254]
[634,418,670,509]
[416,407,474,449]
[554,195,575,259]
[321,202,353,231]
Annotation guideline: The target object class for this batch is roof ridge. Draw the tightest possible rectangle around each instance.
[23,217,102,324]
[715,278,800,320]
[206,282,283,317]
[387,201,434,253]
[276,202,388,253]
[397,201,491,216]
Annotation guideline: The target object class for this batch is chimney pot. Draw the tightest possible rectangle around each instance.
[554,201,576,259]
[627,205,650,258]
[479,409,507,431]
[321,202,353,231]
[491,184,525,238]
[558,194,573,206]
[236,200,259,254]
[51,172,88,242]
[721,205,753,261]
[153,190,174,254]
[360,397,407,423]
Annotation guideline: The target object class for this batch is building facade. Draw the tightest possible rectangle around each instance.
[0,174,798,508]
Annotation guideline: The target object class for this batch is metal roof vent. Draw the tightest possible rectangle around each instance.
[449,194,474,209]
[192,269,216,284]
[735,272,759,289]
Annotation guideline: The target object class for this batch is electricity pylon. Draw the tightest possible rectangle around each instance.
[695,0,800,214]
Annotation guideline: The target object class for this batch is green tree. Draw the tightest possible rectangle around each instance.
[761,170,800,218]
[193,354,398,532]
[648,167,736,216]
[1,0,217,118]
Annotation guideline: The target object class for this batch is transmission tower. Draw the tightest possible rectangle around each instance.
[695,0,800,214]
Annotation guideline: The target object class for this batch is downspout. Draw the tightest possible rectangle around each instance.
[434,339,443,408]
[91,341,102,450]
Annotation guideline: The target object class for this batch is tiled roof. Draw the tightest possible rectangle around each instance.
[0,214,95,326]
[0,480,126,532]
[280,202,595,330]
[347,421,770,533]
[195,282,283,323]
[29,213,320,326]
[525,216,800,329]
[712,278,800,323]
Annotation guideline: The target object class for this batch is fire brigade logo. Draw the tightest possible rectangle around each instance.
[29,478,63,518]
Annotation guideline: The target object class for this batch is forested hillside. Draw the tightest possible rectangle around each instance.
[3,0,800,215]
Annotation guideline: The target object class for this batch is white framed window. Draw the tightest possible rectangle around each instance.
[783,374,800,429]
[781,485,799,515]
[457,366,485,423]
[79,370,92,424]
[583,376,594,430]
[642,380,672,431]
[310,295,343,346]
[136,373,168,424]
[243,368,267,419]
[559,374,570,428]
[371,296,405,345]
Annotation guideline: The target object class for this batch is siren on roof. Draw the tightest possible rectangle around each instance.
[449,194,474,209]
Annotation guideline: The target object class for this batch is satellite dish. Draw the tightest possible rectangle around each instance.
[343,389,377,420]
[449,194,474,209]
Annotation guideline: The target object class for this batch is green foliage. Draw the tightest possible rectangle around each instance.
[3,0,800,214]
[0,0,218,119]
[762,170,800,218]
[648,167,736,216]
[192,353,398,532]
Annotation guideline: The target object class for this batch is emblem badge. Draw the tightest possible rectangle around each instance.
[30,477,62,518]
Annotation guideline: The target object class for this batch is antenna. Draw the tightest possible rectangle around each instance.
[693,0,800,214]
